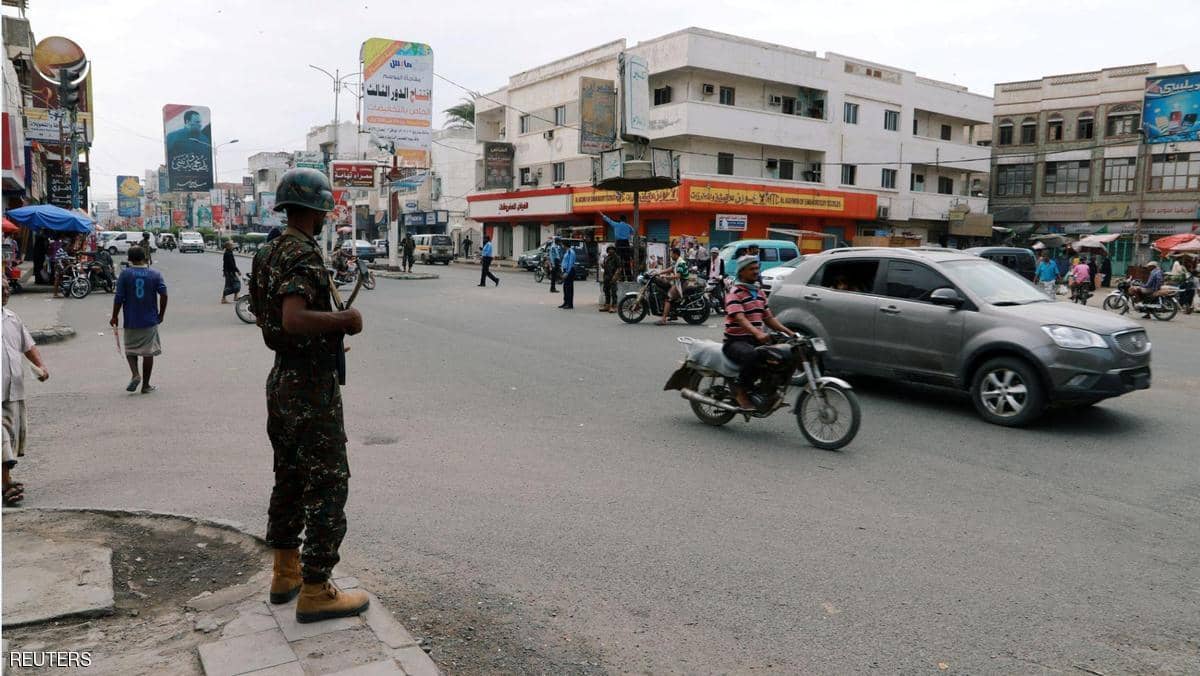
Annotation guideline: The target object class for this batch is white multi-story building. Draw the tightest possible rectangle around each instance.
[469,28,993,257]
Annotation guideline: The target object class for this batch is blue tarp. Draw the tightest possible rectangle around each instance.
[5,204,94,234]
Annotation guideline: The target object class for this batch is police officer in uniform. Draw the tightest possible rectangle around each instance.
[249,168,369,623]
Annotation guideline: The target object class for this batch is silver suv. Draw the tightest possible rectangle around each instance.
[769,248,1151,426]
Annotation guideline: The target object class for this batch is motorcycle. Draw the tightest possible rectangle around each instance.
[235,273,256,324]
[85,256,115,294]
[1103,279,1180,321]
[617,270,710,325]
[332,256,376,290]
[705,275,728,316]
[56,257,92,299]
[5,261,21,293]
[1069,280,1092,305]
[663,333,861,450]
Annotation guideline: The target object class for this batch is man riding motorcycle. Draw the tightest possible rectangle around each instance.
[1132,260,1164,318]
[657,247,691,325]
[722,255,795,410]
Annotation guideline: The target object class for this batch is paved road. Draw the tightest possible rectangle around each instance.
[17,251,1200,674]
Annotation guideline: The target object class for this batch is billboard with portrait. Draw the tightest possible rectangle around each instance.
[1143,72,1200,144]
[579,77,617,154]
[482,142,514,190]
[360,38,433,168]
[163,104,214,191]
[117,175,142,217]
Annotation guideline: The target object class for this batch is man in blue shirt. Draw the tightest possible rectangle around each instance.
[1035,253,1059,295]
[1134,260,1164,318]
[600,212,635,281]
[546,238,562,293]
[110,246,168,393]
[478,237,499,287]
[558,243,576,309]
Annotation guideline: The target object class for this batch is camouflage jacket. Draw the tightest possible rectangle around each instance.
[249,229,340,366]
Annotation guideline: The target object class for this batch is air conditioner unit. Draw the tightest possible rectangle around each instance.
[701,83,715,95]
[544,129,554,140]
[768,95,783,106]
[765,159,779,169]
[877,206,890,219]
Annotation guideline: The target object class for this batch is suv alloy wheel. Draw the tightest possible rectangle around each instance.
[970,357,1046,427]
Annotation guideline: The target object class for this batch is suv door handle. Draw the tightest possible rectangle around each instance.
[803,294,821,301]
[880,306,901,315]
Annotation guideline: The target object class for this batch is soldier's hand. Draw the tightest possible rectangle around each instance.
[341,308,363,335]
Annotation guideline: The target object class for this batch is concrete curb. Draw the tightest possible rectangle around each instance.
[30,325,76,344]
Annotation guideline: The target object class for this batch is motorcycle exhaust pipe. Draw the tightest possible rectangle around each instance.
[680,388,741,413]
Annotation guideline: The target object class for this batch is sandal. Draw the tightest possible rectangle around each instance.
[126,377,141,392]
[4,483,24,507]
[141,385,157,394]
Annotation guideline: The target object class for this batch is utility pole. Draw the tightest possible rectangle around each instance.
[309,65,361,253]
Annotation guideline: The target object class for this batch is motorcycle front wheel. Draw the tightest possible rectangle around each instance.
[1102,294,1126,313]
[1151,298,1179,321]
[617,296,647,324]
[682,307,709,325]
[235,295,256,324]
[796,383,860,451]
[363,272,377,290]
[69,276,92,299]
[689,373,736,426]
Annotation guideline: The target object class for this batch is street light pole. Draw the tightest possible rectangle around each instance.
[309,65,361,253]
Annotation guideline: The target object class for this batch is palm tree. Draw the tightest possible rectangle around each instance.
[443,98,475,129]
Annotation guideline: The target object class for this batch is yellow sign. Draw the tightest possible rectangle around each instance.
[572,187,679,209]
[688,186,845,211]
[1086,202,1135,221]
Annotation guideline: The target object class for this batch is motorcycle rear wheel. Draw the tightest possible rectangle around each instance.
[617,296,647,324]
[363,272,377,290]
[235,295,256,324]
[1151,298,1179,321]
[69,276,91,299]
[682,307,708,325]
[534,267,545,283]
[689,373,737,427]
[796,383,860,451]
[1102,295,1126,313]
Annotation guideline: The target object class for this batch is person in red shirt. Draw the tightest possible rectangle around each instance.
[722,255,794,410]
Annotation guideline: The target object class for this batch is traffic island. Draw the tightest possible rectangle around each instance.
[2,509,440,676]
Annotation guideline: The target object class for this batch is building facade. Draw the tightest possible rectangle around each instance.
[467,28,992,258]
[989,63,1197,274]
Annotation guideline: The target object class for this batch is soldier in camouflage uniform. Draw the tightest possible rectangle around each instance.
[249,168,369,623]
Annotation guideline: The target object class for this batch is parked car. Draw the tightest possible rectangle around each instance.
[517,247,545,271]
[965,246,1038,282]
[769,247,1151,427]
[178,231,205,253]
[718,239,800,274]
[99,231,157,255]
[340,239,377,261]
[760,256,804,292]
[373,239,389,257]
[517,240,591,279]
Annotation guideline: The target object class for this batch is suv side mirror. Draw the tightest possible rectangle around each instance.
[930,287,964,308]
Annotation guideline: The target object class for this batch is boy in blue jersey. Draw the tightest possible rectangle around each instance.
[110,246,168,393]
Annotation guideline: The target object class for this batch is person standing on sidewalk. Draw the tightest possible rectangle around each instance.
[547,238,562,294]
[559,242,576,309]
[2,283,50,506]
[601,245,620,312]
[221,241,241,304]
[478,236,499,287]
[249,168,369,623]
[111,246,168,394]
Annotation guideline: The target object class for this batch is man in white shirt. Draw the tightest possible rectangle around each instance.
[2,284,50,506]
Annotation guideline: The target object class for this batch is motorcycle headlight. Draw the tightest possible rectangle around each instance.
[1041,325,1107,349]
[637,274,646,283]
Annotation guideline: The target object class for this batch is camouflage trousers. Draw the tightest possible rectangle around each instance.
[264,363,350,583]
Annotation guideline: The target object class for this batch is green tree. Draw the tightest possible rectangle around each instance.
[443,98,475,129]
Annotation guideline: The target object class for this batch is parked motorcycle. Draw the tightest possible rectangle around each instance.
[617,270,710,325]
[663,333,861,450]
[85,257,115,294]
[1103,279,1181,321]
[331,257,376,290]
[57,257,92,299]
[235,274,255,324]
[705,276,728,316]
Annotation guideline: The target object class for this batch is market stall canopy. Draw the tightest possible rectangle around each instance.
[2,217,19,234]
[1168,238,1200,254]
[1030,234,1066,248]
[1153,233,1199,254]
[6,204,94,234]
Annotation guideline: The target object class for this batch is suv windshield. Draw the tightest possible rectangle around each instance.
[941,259,1048,305]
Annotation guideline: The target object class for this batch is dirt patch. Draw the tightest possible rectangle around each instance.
[3,509,269,675]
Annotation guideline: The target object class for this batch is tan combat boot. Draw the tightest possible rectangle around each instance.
[269,548,302,604]
[295,580,370,623]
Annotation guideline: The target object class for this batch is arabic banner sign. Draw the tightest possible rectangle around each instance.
[621,54,650,139]
[715,214,748,232]
[360,38,434,168]
[332,189,351,225]
[483,142,514,190]
[293,150,325,171]
[579,77,617,154]
[331,161,377,188]
[163,104,214,191]
[117,175,142,217]
[1143,72,1200,144]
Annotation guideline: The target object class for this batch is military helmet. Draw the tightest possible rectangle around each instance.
[273,168,334,213]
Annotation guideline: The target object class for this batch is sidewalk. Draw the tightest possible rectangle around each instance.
[5,288,75,343]
[2,509,440,675]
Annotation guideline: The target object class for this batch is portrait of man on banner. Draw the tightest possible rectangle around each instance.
[163,104,214,191]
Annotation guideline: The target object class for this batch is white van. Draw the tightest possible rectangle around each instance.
[412,234,453,264]
[100,231,157,255]
[179,231,205,253]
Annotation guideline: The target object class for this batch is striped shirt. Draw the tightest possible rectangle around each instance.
[724,283,772,339]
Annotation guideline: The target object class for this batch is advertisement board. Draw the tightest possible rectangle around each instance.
[715,214,748,232]
[579,77,617,154]
[1143,72,1200,144]
[331,162,377,188]
[163,104,214,191]
[158,166,169,195]
[29,36,95,143]
[360,38,434,168]
[332,189,351,225]
[482,142,514,190]
[117,175,142,217]
[23,108,90,143]
[293,151,325,171]
[259,193,282,227]
[621,55,650,139]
